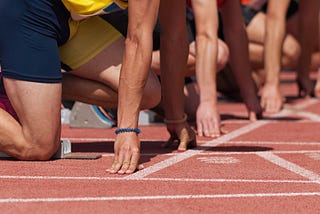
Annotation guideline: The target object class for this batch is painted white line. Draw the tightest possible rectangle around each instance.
[257,152,320,183]
[282,99,320,122]
[287,98,319,109]
[125,121,268,179]
[306,153,320,160]
[100,149,320,158]
[225,141,320,145]
[0,192,320,203]
[125,99,318,179]
[101,150,320,157]
[197,156,240,164]
[294,111,320,122]
[200,150,320,155]
[62,99,318,181]
[0,175,315,184]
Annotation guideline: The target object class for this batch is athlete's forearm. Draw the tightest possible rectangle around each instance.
[264,0,290,85]
[117,1,159,128]
[297,0,320,77]
[159,0,188,120]
[192,0,219,104]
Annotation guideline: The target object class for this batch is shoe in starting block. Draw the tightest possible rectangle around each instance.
[69,102,116,129]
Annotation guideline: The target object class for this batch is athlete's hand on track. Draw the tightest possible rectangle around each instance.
[196,101,222,138]
[106,133,144,174]
[261,84,284,114]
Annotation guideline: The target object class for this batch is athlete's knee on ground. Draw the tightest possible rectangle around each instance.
[17,138,60,161]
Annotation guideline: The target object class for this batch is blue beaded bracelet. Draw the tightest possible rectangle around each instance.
[115,128,141,135]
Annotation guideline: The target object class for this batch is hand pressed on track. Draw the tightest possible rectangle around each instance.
[196,101,222,138]
[261,84,284,114]
[163,122,197,152]
[106,132,144,174]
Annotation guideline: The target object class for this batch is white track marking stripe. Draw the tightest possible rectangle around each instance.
[125,121,268,179]
[0,175,316,184]
[0,192,319,203]
[101,150,320,157]
[257,152,320,183]
[200,150,320,155]
[287,98,318,109]
[225,141,320,145]
[125,99,319,179]
[294,111,320,122]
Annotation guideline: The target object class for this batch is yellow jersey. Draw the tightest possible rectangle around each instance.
[62,0,128,15]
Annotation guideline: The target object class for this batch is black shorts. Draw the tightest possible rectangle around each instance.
[241,5,260,26]
[0,0,70,83]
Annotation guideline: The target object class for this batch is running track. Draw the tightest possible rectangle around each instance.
[1,72,320,214]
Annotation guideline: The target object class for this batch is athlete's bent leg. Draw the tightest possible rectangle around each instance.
[0,79,61,160]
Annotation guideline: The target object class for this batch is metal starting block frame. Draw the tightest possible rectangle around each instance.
[0,140,101,160]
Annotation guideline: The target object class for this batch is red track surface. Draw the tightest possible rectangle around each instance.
[1,71,320,214]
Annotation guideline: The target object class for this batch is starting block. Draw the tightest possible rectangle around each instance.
[138,110,156,125]
[57,140,102,159]
[0,140,102,160]
[69,102,116,129]
[68,102,157,128]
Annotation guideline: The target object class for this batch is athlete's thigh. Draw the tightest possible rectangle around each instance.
[4,79,62,143]
[72,37,160,96]
[59,16,126,91]
[71,37,125,91]
[246,12,266,44]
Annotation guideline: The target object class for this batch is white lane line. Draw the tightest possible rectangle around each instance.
[289,98,319,109]
[200,150,320,155]
[197,156,240,164]
[101,150,320,157]
[225,141,320,145]
[125,121,269,179]
[0,175,315,184]
[294,111,320,122]
[257,152,320,183]
[0,192,320,203]
[125,99,319,179]
[307,152,320,160]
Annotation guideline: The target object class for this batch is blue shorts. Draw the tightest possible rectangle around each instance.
[0,0,70,83]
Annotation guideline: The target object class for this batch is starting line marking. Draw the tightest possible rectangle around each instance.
[306,152,320,160]
[0,192,320,203]
[125,120,269,179]
[100,149,320,157]
[0,175,317,184]
[125,99,318,180]
[257,152,320,183]
[197,156,240,164]
[224,141,320,145]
